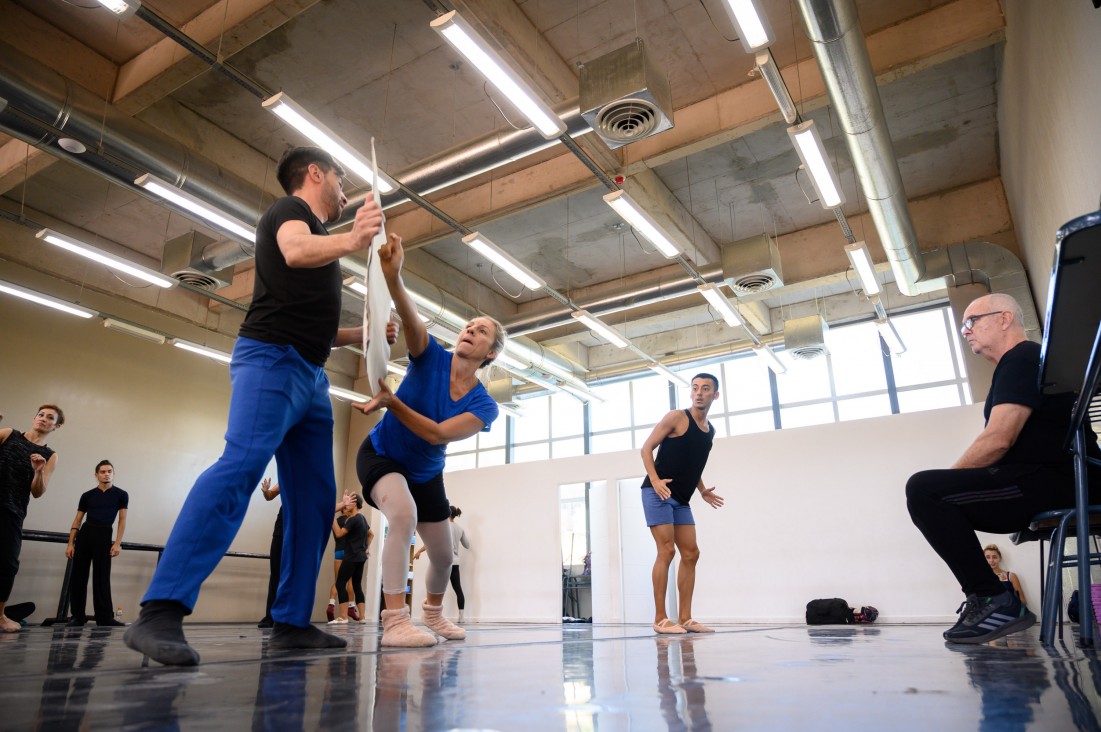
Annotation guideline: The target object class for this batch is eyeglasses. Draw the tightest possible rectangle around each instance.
[960,311,1005,334]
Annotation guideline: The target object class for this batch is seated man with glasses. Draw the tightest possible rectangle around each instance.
[906,292,1101,644]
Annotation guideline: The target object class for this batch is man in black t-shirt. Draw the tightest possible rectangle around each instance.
[126,147,387,666]
[65,459,128,627]
[907,293,1101,644]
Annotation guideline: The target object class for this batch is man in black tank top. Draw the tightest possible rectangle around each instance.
[640,374,725,635]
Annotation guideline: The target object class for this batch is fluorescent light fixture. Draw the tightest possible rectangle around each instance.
[386,363,408,377]
[346,279,369,297]
[0,279,97,319]
[503,341,583,382]
[103,318,166,344]
[431,11,566,139]
[787,119,844,209]
[95,0,139,17]
[462,232,546,290]
[498,403,524,419]
[752,344,786,374]
[559,381,601,403]
[571,310,630,349]
[756,49,797,124]
[329,385,370,402]
[263,93,396,194]
[648,363,690,387]
[845,241,880,296]
[495,351,531,371]
[876,318,907,355]
[135,174,256,243]
[603,190,682,258]
[172,339,232,364]
[428,321,461,344]
[697,283,744,328]
[721,0,773,53]
[37,229,175,289]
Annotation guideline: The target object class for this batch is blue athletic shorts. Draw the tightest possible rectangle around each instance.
[641,487,695,527]
[334,549,345,560]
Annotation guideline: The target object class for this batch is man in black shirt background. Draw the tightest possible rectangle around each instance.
[66,459,128,627]
[907,293,1101,644]
[126,147,386,666]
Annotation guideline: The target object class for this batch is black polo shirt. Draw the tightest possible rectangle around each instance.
[77,486,128,527]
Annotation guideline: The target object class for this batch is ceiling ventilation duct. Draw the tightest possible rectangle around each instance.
[161,232,233,290]
[721,233,784,294]
[580,39,673,149]
[784,314,829,360]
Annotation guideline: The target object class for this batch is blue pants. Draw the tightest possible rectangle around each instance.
[143,337,337,627]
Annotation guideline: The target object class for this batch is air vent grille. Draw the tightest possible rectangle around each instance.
[595,98,660,143]
[172,270,222,290]
[731,272,777,294]
[790,345,828,360]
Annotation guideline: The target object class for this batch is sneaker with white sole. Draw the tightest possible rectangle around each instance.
[943,591,1035,644]
[327,617,348,625]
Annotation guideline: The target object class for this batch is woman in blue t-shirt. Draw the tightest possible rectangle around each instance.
[353,233,503,647]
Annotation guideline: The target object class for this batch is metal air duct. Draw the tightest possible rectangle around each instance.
[795,0,926,296]
[579,39,674,149]
[0,45,266,226]
[784,314,830,360]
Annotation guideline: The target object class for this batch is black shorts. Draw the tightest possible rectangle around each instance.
[356,438,451,523]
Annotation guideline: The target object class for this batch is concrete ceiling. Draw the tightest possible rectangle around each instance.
[0,0,1011,387]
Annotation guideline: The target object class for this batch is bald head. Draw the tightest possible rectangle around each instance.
[960,293,1027,363]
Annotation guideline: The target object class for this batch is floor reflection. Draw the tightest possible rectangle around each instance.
[34,627,111,730]
[947,639,1050,732]
[655,636,713,731]
[2,623,1099,731]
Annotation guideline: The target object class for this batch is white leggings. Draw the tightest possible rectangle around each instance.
[370,473,453,596]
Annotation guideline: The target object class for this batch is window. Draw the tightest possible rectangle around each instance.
[448,304,968,466]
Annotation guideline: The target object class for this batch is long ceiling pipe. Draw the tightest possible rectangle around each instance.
[0,46,266,226]
[795,0,926,296]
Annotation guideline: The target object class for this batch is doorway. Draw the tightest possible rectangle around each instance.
[560,482,592,622]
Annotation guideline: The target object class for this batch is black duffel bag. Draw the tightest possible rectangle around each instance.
[806,598,854,625]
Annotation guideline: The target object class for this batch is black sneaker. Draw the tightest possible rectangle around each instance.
[66,616,88,627]
[943,591,1036,644]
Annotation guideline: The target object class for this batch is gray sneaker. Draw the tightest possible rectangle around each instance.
[944,591,1035,644]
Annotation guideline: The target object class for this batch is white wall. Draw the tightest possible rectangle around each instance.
[433,403,1041,624]
[999,0,1101,310]
[0,264,353,623]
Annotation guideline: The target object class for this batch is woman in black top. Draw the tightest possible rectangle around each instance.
[328,494,371,624]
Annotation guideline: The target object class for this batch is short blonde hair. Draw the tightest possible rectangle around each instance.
[983,544,1002,558]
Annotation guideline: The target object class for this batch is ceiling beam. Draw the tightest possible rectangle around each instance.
[113,0,323,113]
[389,0,1005,247]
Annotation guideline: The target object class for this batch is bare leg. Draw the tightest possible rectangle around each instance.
[673,525,700,622]
[650,524,676,624]
[329,558,341,602]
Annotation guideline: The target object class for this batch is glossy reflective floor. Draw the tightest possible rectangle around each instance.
[3,622,1100,731]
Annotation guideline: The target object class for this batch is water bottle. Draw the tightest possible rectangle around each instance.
[115,607,123,624]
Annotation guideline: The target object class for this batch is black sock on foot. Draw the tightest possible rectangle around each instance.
[123,600,199,666]
[270,622,347,650]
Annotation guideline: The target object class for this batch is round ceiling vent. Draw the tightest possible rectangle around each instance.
[594,98,660,143]
[790,345,827,360]
[172,270,220,290]
[731,272,777,294]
